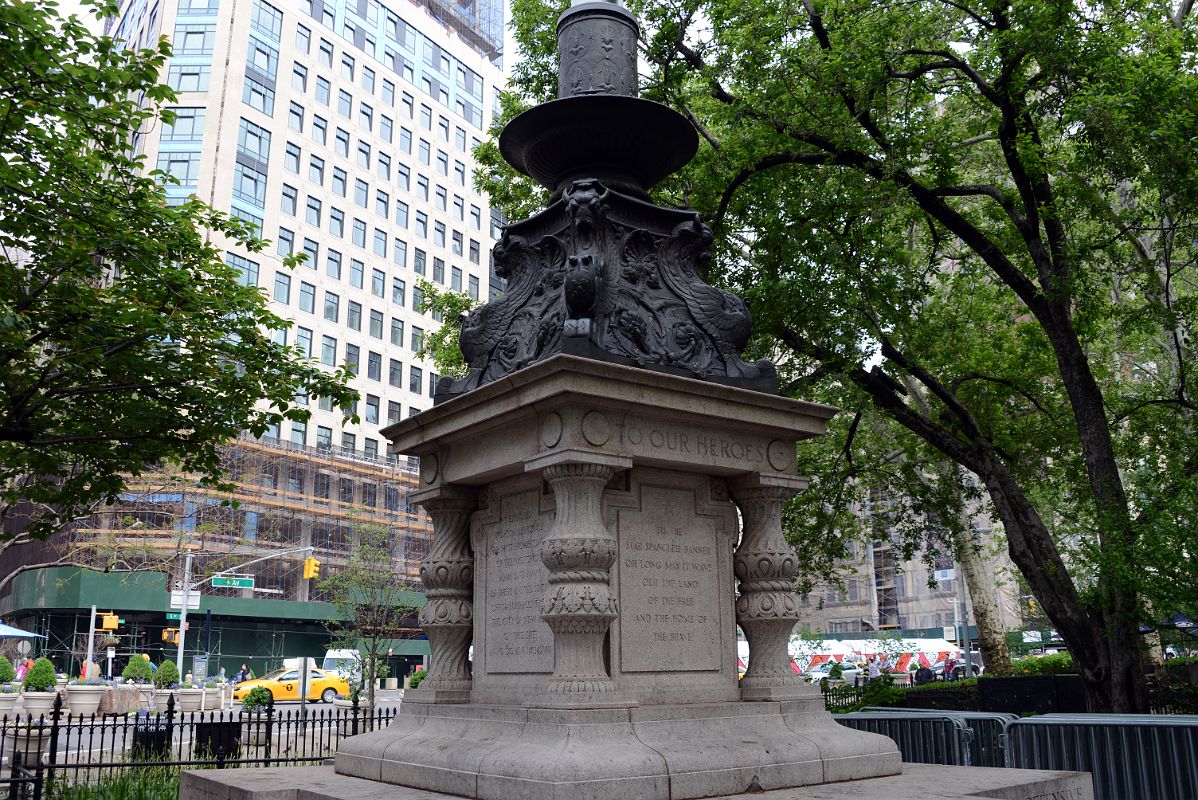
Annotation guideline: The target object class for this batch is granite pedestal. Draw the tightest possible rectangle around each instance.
[327,355,902,799]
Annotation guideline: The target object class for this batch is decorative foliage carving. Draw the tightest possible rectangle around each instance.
[438,181,778,401]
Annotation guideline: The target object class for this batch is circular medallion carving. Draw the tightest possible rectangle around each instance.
[580,410,610,446]
[420,454,439,484]
[541,412,564,448]
[767,440,793,472]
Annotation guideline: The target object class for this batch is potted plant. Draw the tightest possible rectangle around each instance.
[202,678,223,710]
[0,658,17,715]
[66,677,109,716]
[20,658,59,716]
[826,661,846,687]
[121,654,155,709]
[240,686,273,746]
[153,659,180,711]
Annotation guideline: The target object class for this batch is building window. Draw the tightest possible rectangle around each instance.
[226,253,259,287]
[338,90,352,118]
[173,23,216,54]
[170,65,212,92]
[346,300,361,330]
[411,326,424,352]
[393,239,407,267]
[371,268,385,297]
[324,291,340,322]
[389,359,403,387]
[232,163,267,205]
[302,238,318,265]
[250,0,283,38]
[288,101,305,131]
[164,107,206,140]
[236,117,270,159]
[345,344,359,374]
[326,250,341,278]
[350,260,364,288]
[273,272,291,303]
[316,76,330,105]
[283,142,300,172]
[365,394,380,423]
[391,277,406,306]
[329,207,344,236]
[308,155,325,184]
[316,426,332,449]
[367,353,382,382]
[311,114,326,144]
[354,179,369,207]
[451,266,462,291]
[277,227,294,255]
[298,281,315,313]
[468,275,479,300]
[296,326,313,357]
[157,151,201,186]
[321,335,336,365]
[305,196,321,226]
[395,201,408,228]
[409,366,422,394]
[390,318,404,347]
[296,23,311,52]
[352,219,366,247]
[387,401,402,423]
[335,128,349,156]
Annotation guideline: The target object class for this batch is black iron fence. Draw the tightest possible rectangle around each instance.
[0,694,395,796]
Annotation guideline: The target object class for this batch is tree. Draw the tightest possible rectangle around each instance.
[0,1,357,545]
[317,524,421,707]
[414,280,480,381]
[485,0,1198,711]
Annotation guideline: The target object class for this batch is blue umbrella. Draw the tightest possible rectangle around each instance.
[0,623,45,638]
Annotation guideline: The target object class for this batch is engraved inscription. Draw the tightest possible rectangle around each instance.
[619,486,721,671]
[484,490,554,673]
[612,419,767,465]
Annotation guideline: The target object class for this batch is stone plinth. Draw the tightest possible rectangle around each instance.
[330,355,903,799]
[181,763,1095,800]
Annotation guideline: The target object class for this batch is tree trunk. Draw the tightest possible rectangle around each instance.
[952,523,1012,676]
[978,452,1148,712]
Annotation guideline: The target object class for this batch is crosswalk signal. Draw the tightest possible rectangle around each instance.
[303,556,321,579]
[162,628,179,644]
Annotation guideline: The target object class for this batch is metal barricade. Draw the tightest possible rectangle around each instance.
[1004,713,1198,800]
[858,707,1016,767]
[834,712,973,766]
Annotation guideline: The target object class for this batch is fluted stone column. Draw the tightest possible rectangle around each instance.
[731,481,807,700]
[416,490,477,697]
[539,462,619,697]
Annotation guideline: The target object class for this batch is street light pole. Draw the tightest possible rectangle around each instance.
[177,551,193,672]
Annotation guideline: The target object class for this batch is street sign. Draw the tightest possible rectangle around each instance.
[166,612,181,620]
[934,568,956,582]
[106,647,115,659]
[212,575,255,589]
[943,625,956,641]
[169,590,201,609]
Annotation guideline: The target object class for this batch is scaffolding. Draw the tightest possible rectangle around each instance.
[70,433,432,603]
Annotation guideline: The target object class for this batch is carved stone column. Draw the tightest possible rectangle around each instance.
[539,462,619,696]
[415,489,477,696]
[730,481,806,700]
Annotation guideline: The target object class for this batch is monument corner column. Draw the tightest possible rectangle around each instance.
[413,485,478,701]
[730,475,811,701]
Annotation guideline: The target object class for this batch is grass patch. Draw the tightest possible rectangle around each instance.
[48,768,179,800]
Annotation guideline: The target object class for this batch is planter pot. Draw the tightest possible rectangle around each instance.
[177,688,203,713]
[0,693,19,716]
[65,685,108,716]
[201,687,220,710]
[153,690,175,712]
[241,711,271,746]
[19,691,58,717]
[4,727,51,765]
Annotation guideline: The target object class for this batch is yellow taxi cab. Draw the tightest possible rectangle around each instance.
[233,667,350,703]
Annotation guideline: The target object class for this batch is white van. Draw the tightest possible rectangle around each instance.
[321,649,360,678]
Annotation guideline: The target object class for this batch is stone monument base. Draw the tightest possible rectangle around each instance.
[334,697,899,800]
[179,763,1094,800]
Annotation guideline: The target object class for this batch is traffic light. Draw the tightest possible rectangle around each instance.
[100,613,118,630]
[303,556,321,579]
[162,628,180,644]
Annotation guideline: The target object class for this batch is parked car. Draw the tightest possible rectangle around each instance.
[803,662,863,684]
[233,667,350,703]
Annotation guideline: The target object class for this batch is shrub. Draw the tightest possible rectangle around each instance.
[241,686,273,712]
[23,658,57,692]
[408,668,427,689]
[154,660,179,689]
[0,658,15,683]
[122,656,153,684]
[827,661,844,680]
[1009,653,1074,675]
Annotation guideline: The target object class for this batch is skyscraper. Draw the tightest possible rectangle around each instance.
[109,0,503,448]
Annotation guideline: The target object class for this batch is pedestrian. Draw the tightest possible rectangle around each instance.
[867,657,881,682]
[944,657,956,680]
[914,664,934,685]
[235,663,250,683]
